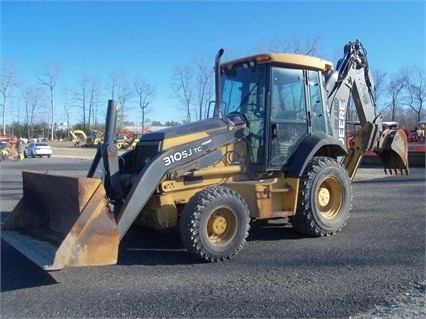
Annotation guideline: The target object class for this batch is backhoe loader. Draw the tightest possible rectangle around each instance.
[82,128,104,147]
[70,130,87,147]
[2,40,409,270]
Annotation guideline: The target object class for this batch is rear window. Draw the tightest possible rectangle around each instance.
[36,143,49,147]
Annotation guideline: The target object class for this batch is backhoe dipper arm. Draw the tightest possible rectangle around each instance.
[325,40,408,178]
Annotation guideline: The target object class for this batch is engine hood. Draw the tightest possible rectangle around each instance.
[140,118,230,142]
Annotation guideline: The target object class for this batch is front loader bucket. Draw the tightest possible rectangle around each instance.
[376,128,409,175]
[1,171,119,270]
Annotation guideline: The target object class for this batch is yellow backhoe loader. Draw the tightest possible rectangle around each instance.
[82,129,104,147]
[70,130,87,147]
[2,40,408,270]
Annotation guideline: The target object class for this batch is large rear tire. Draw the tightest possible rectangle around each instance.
[290,156,352,236]
[180,186,250,262]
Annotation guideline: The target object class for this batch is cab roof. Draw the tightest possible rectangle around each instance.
[222,53,334,73]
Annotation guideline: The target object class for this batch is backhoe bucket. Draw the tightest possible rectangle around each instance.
[376,128,409,174]
[1,171,119,270]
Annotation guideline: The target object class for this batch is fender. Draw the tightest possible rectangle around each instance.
[286,133,347,178]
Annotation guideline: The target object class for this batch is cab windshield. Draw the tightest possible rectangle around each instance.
[220,63,267,165]
[220,63,267,118]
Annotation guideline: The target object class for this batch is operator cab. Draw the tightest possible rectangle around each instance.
[219,53,332,172]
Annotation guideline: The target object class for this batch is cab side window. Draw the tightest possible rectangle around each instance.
[308,71,327,133]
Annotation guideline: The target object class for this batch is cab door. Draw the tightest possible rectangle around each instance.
[269,67,308,169]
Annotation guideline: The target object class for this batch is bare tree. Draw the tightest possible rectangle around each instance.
[74,75,91,131]
[23,86,44,139]
[134,76,156,130]
[117,77,134,130]
[193,55,214,120]
[88,78,101,129]
[37,63,60,141]
[403,65,425,123]
[92,95,103,127]
[36,64,59,139]
[0,60,19,135]
[106,69,133,129]
[62,86,72,138]
[107,69,125,100]
[385,71,406,121]
[171,65,194,123]
[372,68,387,112]
[269,34,322,56]
[10,95,24,137]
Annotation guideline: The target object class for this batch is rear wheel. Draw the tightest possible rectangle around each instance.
[289,156,352,236]
[180,186,250,262]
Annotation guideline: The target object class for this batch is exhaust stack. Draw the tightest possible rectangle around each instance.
[214,48,224,118]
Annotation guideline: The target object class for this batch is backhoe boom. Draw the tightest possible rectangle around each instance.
[325,40,408,177]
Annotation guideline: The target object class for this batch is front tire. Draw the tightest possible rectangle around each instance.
[180,186,250,262]
[289,156,352,236]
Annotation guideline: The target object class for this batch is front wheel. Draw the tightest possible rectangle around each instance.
[289,156,352,236]
[180,186,250,262]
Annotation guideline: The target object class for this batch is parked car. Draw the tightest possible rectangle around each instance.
[24,142,52,158]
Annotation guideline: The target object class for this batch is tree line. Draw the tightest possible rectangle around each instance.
[0,63,162,140]
[1,35,424,140]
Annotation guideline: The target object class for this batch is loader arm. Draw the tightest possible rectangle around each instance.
[70,130,88,147]
[87,100,248,238]
[325,40,408,178]
[115,127,247,239]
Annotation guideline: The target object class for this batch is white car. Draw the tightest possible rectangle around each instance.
[24,142,53,158]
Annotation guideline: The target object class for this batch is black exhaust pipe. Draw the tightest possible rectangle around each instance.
[214,48,224,118]
[104,99,117,145]
[87,99,117,178]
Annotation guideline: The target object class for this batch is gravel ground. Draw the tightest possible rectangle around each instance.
[15,142,425,318]
[353,168,425,319]
[350,282,425,319]
[49,142,425,319]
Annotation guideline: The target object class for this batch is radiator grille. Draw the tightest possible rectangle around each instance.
[132,141,161,172]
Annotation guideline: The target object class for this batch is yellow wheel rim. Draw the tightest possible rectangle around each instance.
[317,176,343,220]
[206,208,237,245]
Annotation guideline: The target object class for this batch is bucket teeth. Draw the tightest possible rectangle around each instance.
[377,129,409,176]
